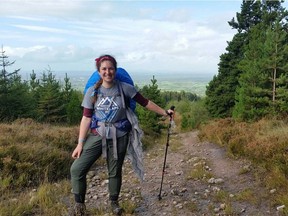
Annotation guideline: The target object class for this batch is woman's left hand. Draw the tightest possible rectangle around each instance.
[165,109,174,118]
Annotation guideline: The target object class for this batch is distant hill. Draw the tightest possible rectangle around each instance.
[20,70,215,97]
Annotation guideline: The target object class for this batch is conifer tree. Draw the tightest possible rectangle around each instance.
[30,70,40,91]
[66,90,82,125]
[233,14,288,120]
[137,76,165,134]
[233,24,270,120]
[27,70,41,118]
[37,68,65,122]
[0,46,33,121]
[262,20,288,116]
[62,73,82,124]
[63,73,72,104]
[205,33,246,117]
[205,0,287,119]
[205,0,262,118]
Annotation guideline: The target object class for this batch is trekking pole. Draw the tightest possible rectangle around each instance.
[158,106,175,200]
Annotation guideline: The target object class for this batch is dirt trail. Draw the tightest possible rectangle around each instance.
[83,130,280,216]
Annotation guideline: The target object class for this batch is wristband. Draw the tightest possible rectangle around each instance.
[78,138,86,143]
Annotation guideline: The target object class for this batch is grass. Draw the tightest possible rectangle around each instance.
[0,118,166,215]
[0,119,77,191]
[238,165,251,175]
[210,189,236,215]
[0,180,71,216]
[212,190,230,203]
[3,115,288,214]
[235,188,257,204]
[199,118,288,212]
[88,206,107,215]
[183,200,198,212]
[223,203,235,215]
[0,119,77,215]
[186,157,213,180]
[169,134,182,152]
[121,199,138,214]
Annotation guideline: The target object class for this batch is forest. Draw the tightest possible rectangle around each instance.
[0,48,200,127]
[205,0,288,121]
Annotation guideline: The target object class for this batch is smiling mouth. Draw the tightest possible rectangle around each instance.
[103,74,114,79]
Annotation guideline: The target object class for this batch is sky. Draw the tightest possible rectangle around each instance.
[1,0,287,77]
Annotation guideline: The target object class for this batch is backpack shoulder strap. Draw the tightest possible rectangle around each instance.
[117,81,127,109]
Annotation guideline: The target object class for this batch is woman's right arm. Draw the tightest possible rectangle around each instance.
[72,116,92,159]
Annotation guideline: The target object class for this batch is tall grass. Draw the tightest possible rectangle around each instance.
[199,118,288,213]
[0,119,77,191]
[0,180,71,216]
[0,117,175,215]
[0,118,78,215]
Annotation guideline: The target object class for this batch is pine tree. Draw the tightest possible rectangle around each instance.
[233,16,288,120]
[205,0,287,119]
[63,73,72,104]
[233,24,269,120]
[137,76,165,134]
[66,90,82,125]
[205,33,246,117]
[37,68,65,122]
[0,46,33,121]
[30,70,40,91]
[263,20,288,116]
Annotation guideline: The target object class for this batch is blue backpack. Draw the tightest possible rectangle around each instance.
[84,67,136,111]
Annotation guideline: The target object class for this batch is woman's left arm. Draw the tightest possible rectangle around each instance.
[131,89,173,117]
[145,100,173,117]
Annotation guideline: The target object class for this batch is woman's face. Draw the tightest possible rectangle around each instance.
[98,60,116,83]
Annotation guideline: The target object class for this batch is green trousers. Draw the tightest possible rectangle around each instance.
[70,133,129,201]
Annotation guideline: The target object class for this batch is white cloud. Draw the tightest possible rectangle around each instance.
[8,16,45,22]
[1,0,84,17]
[1,0,242,74]
[165,8,193,23]
[4,46,46,58]
[12,24,72,34]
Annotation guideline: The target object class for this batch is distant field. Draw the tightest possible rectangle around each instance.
[21,70,215,97]
[69,71,213,97]
[128,72,213,97]
[135,80,207,96]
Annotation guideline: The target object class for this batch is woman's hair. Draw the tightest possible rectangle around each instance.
[95,54,117,71]
[93,54,117,103]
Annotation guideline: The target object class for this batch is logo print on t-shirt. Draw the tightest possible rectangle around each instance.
[96,96,119,122]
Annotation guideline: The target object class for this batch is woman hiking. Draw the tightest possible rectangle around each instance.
[70,54,174,216]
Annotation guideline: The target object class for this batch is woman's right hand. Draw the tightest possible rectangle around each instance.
[72,144,83,159]
[72,116,91,159]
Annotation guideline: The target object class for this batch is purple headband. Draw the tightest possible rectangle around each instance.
[95,56,115,64]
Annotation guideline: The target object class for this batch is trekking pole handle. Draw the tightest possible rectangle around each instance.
[165,105,175,121]
[165,110,173,120]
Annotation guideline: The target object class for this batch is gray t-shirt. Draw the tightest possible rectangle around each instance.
[82,81,137,138]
